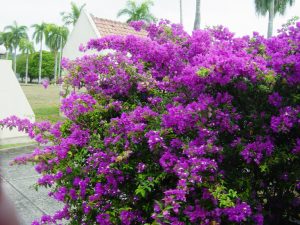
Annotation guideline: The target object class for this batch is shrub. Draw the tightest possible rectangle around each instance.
[1,21,300,225]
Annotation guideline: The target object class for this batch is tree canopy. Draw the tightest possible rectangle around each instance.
[117,0,156,23]
[17,51,55,82]
[255,0,295,16]
[4,21,28,50]
[61,2,86,26]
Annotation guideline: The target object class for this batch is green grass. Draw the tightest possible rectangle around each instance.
[0,142,36,150]
[21,84,62,123]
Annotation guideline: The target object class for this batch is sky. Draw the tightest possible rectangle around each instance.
[0,0,299,45]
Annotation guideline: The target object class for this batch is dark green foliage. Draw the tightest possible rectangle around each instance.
[29,51,55,81]
[17,51,55,82]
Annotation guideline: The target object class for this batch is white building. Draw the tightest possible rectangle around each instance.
[63,10,147,60]
[0,59,35,145]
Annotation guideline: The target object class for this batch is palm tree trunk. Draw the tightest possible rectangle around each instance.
[193,0,201,30]
[180,0,183,24]
[38,37,43,83]
[13,47,17,74]
[267,0,275,38]
[25,52,29,84]
[58,35,64,117]
[58,35,63,79]
[54,52,58,85]
[5,51,9,59]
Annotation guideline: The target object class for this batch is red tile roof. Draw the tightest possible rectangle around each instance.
[91,15,147,38]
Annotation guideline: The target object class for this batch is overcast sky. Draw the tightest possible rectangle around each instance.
[0,0,299,42]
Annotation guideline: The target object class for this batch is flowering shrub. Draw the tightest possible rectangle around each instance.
[1,21,300,224]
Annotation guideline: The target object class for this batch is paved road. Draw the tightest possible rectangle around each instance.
[0,145,62,225]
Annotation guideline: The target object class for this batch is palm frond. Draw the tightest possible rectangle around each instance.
[255,0,296,16]
[117,9,134,18]
[276,0,295,15]
[61,2,86,26]
[118,0,156,23]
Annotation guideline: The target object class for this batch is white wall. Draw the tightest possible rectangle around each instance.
[63,10,100,60]
[0,60,35,145]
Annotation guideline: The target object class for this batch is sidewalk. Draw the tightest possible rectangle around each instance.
[0,145,62,225]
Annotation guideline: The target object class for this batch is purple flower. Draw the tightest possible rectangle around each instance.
[129,21,145,31]
[253,213,264,225]
[61,92,96,120]
[145,130,164,150]
[241,137,274,164]
[271,107,298,133]
[268,92,282,107]
[184,204,207,222]
[159,151,177,172]
[223,202,252,222]
[53,186,68,201]
[41,79,49,89]
[137,163,146,173]
[120,210,144,225]
[96,213,111,225]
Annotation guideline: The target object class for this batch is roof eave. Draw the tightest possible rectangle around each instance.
[86,11,101,38]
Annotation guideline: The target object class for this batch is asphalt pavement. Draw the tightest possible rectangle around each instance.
[0,145,62,225]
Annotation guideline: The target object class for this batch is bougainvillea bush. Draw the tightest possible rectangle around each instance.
[1,21,300,225]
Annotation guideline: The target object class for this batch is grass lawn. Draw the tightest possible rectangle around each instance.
[21,84,62,123]
[0,142,36,150]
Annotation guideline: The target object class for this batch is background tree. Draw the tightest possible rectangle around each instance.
[16,54,28,82]
[46,24,60,84]
[4,22,27,73]
[0,32,4,47]
[255,0,295,37]
[19,39,35,84]
[32,22,48,83]
[0,32,12,59]
[57,26,69,80]
[28,51,55,82]
[46,25,69,83]
[117,0,156,23]
[193,0,201,30]
[61,2,86,26]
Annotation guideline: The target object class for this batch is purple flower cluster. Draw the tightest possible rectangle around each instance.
[61,92,96,120]
[241,137,274,164]
[270,106,299,133]
[223,202,252,222]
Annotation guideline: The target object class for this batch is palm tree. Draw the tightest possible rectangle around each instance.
[117,0,156,23]
[57,26,69,80]
[180,0,183,24]
[4,22,28,73]
[0,32,12,59]
[46,24,69,83]
[61,2,86,26]
[19,39,34,84]
[255,0,295,37]
[32,22,48,83]
[194,0,201,30]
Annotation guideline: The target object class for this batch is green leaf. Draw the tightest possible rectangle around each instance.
[196,67,210,78]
